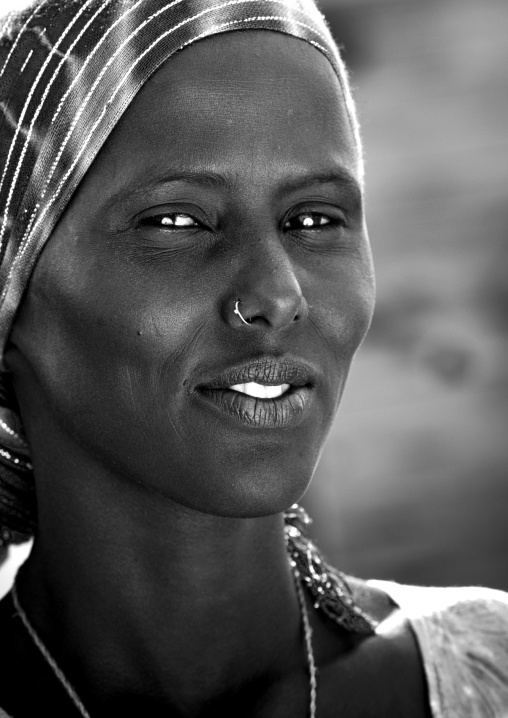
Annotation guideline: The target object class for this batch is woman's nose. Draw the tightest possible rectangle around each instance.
[224,239,309,331]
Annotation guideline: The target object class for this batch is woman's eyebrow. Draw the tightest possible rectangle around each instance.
[281,169,363,204]
[106,170,230,207]
[107,167,362,209]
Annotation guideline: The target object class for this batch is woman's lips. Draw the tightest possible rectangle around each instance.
[196,384,312,429]
[193,358,316,428]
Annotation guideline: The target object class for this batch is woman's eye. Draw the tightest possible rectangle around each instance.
[283,213,335,230]
[140,213,200,229]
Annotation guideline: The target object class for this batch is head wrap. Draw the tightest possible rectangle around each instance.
[0,0,357,544]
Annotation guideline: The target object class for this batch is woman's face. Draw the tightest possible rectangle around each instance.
[10,32,375,517]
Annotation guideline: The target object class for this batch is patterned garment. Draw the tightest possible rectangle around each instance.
[1,581,507,716]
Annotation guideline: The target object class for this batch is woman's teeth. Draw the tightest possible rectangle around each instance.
[229,382,290,399]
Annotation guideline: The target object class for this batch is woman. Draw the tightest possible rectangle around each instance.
[0,0,506,715]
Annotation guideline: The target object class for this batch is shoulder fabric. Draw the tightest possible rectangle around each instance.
[0,708,12,718]
[369,580,508,718]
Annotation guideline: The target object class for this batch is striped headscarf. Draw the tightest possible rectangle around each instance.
[0,0,357,544]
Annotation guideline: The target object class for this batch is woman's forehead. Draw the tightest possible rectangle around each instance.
[78,31,360,210]
[148,29,340,97]
[122,31,351,142]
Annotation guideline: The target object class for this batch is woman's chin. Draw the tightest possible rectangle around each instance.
[136,458,315,521]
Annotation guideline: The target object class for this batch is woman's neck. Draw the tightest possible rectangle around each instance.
[17,464,305,714]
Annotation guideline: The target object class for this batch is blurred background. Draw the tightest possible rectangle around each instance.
[1,0,507,597]
[302,0,508,590]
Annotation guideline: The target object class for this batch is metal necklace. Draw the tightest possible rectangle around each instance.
[12,573,317,718]
[12,583,92,718]
[11,505,376,718]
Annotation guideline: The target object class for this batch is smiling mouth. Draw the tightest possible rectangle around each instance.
[194,360,315,429]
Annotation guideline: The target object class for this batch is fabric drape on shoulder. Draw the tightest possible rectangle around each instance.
[370,580,508,718]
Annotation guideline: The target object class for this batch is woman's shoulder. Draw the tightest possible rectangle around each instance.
[362,578,508,717]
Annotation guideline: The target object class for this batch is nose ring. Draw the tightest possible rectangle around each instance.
[234,299,251,325]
